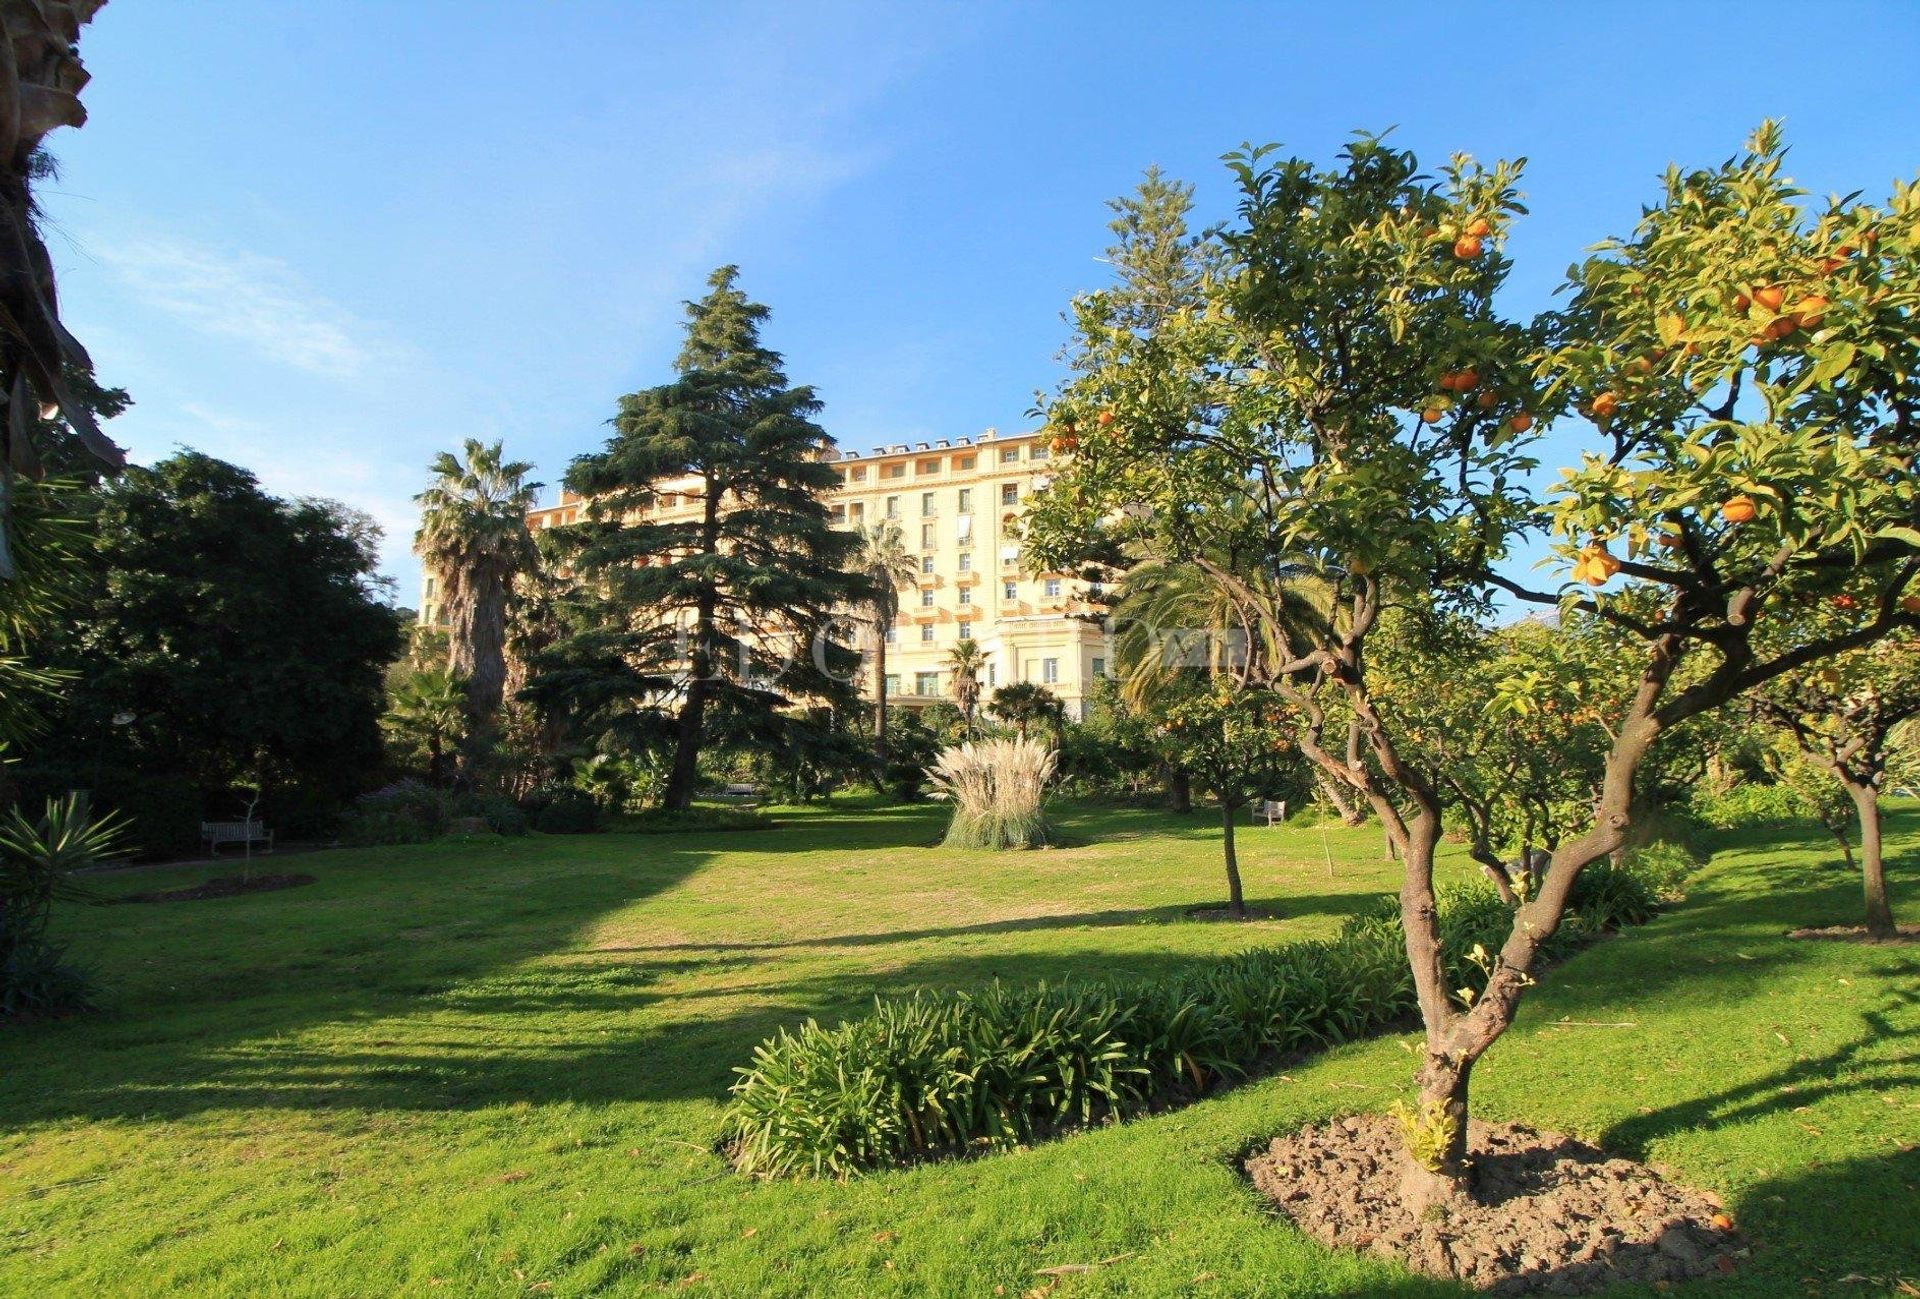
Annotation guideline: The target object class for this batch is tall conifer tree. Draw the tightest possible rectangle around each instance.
[540,267,867,810]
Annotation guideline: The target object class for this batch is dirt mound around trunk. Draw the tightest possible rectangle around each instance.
[1246,1115,1742,1295]
[122,873,316,904]
[1788,923,1920,944]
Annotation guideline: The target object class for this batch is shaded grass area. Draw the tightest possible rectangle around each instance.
[0,799,1914,1296]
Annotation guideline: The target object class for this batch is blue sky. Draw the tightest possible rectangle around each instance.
[40,2,1920,606]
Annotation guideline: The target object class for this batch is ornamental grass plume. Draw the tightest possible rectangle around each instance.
[926,736,1056,850]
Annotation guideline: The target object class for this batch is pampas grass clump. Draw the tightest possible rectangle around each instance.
[927,737,1056,849]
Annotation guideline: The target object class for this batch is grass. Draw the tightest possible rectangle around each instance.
[1,798,1915,1296]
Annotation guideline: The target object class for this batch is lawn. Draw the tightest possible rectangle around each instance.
[1,800,1915,1296]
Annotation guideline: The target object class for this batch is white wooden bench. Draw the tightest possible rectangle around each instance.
[1254,799,1287,826]
[202,820,274,855]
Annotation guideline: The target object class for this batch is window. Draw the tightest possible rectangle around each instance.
[958,587,972,606]
[831,504,846,523]
[958,552,973,572]
[885,673,899,696]
[957,488,972,513]
[850,501,865,521]
[1003,581,1017,600]
[1092,656,1106,679]
[886,462,906,478]
[916,670,939,694]
[1000,483,1018,506]
[956,455,975,470]
[423,576,435,598]
[921,492,935,517]
[1030,444,1050,461]
[921,589,935,607]
[921,523,934,548]
[920,554,935,574]
[885,626,897,644]
[886,496,900,519]
[850,465,868,482]
[917,458,940,476]
[1043,578,1062,598]
[920,625,935,643]
[958,620,973,639]
[1001,447,1020,463]
[1042,657,1060,684]
[988,664,997,686]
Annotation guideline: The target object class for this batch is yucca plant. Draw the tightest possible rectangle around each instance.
[926,736,1057,850]
[0,793,125,1016]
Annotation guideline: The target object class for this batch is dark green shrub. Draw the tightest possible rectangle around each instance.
[533,791,599,835]
[478,796,529,837]
[341,779,452,845]
[724,851,1685,1179]
[1,938,96,1017]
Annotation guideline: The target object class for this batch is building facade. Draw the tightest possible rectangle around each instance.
[425,427,1113,719]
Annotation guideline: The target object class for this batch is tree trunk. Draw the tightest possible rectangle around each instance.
[1845,779,1896,940]
[1402,1048,1474,1213]
[871,627,890,787]
[1825,820,1856,873]
[662,683,707,811]
[1166,765,1193,814]
[452,576,511,723]
[1316,770,1363,827]
[426,736,444,787]
[1221,802,1245,917]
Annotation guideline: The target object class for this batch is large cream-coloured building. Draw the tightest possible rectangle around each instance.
[426,427,1113,719]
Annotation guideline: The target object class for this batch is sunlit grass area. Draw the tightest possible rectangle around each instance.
[1,800,1914,1296]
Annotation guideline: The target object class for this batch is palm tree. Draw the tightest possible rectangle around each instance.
[851,521,918,765]
[990,681,1066,741]
[384,668,468,786]
[414,440,542,722]
[947,638,988,731]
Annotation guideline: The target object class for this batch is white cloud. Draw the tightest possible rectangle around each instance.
[97,235,386,379]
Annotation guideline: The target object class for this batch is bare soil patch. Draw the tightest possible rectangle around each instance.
[1246,1114,1743,1295]
[1787,923,1920,944]
[121,873,316,904]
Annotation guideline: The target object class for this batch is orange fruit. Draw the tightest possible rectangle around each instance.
[1476,390,1498,408]
[1589,392,1620,419]
[1627,357,1653,376]
[1754,285,1786,312]
[1720,495,1757,523]
[1464,218,1491,238]
[1453,235,1484,259]
[1833,594,1857,610]
[1421,407,1445,424]
[1765,317,1796,341]
[1455,368,1479,391]
[1097,410,1115,426]
[1731,292,1751,313]
[1507,412,1534,433]
[1438,371,1461,392]
[1657,531,1682,549]
[1900,595,1920,613]
[1792,294,1829,328]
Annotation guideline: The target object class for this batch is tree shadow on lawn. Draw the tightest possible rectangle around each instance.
[588,889,1381,955]
[1602,989,1920,1162]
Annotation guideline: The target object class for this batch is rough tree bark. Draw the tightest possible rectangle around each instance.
[1221,802,1245,917]
[1843,778,1896,940]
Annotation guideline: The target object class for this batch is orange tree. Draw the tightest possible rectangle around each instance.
[1369,607,1616,905]
[1753,623,1920,938]
[1026,126,1920,1204]
[1156,679,1307,918]
[1025,132,1541,1205]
